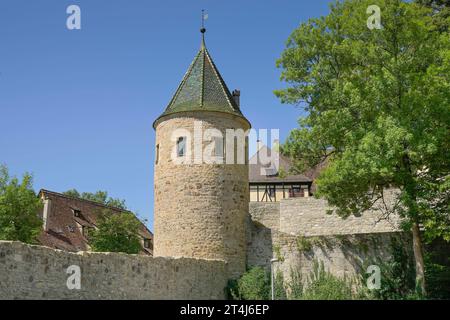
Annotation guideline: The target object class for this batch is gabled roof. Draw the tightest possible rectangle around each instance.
[153,34,250,128]
[249,145,312,184]
[38,189,153,255]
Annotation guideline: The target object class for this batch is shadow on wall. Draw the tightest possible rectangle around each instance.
[246,214,274,271]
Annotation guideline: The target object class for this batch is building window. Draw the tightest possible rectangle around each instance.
[289,186,304,198]
[73,209,81,217]
[143,238,152,249]
[82,226,88,237]
[177,137,186,157]
[214,136,224,158]
[155,144,160,164]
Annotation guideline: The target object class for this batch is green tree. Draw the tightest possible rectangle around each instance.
[275,0,449,296]
[63,189,127,210]
[90,210,141,254]
[415,0,450,33]
[0,165,42,244]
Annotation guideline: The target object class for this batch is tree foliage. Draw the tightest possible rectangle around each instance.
[276,0,449,241]
[0,165,42,244]
[63,189,127,210]
[89,210,142,254]
[229,267,271,300]
[415,0,450,33]
[275,0,449,295]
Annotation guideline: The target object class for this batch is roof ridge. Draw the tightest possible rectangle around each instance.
[39,189,129,213]
[166,50,202,111]
[204,48,238,112]
[200,47,206,108]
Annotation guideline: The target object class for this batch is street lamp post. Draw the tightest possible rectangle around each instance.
[270,258,279,300]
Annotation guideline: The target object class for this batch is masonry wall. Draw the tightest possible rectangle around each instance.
[279,195,402,236]
[0,241,227,300]
[247,196,404,283]
[248,225,406,282]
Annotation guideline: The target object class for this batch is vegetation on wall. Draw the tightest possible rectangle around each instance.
[424,251,450,299]
[0,165,42,244]
[363,237,450,300]
[227,266,271,300]
[273,245,285,262]
[295,236,313,253]
[363,237,418,300]
[232,235,450,300]
[300,261,354,300]
[276,0,450,296]
[232,261,356,300]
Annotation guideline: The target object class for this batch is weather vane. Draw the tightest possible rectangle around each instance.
[201,9,208,33]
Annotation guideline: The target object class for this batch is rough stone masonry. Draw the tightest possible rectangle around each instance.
[0,241,228,300]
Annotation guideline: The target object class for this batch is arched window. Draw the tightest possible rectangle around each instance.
[177,137,186,157]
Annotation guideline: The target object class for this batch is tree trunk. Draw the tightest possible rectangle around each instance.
[411,222,427,296]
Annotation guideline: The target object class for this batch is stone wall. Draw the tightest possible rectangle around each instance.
[249,195,402,237]
[274,232,406,283]
[0,241,227,300]
[249,202,280,230]
[247,196,405,283]
[279,196,402,236]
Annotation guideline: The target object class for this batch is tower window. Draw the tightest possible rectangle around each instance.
[155,144,159,164]
[214,136,224,158]
[177,137,186,157]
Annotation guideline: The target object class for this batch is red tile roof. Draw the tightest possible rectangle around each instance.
[37,189,153,255]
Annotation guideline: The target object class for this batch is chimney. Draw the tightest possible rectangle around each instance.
[232,89,240,108]
[42,197,51,232]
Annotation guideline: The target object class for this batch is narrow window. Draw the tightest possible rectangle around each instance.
[177,137,186,157]
[245,136,249,165]
[143,238,152,249]
[73,209,81,217]
[155,144,159,164]
[214,136,224,158]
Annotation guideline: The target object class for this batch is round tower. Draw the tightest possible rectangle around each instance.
[152,31,250,278]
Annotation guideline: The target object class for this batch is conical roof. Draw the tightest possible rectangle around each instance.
[153,34,249,128]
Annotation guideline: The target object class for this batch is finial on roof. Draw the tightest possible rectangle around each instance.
[200,10,207,47]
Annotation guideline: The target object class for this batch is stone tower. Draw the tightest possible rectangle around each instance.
[153,30,251,279]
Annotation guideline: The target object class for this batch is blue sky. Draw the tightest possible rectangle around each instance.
[0,0,331,230]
